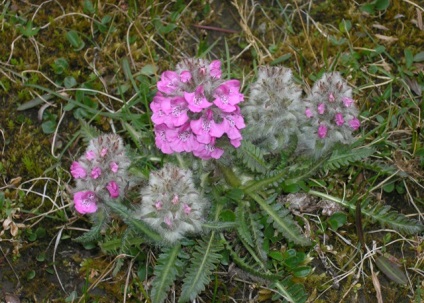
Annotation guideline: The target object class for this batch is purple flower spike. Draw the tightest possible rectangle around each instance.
[74,191,98,214]
[70,161,87,179]
[318,124,328,138]
[106,181,120,198]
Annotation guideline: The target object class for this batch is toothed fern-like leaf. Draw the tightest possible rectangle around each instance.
[249,193,311,246]
[309,190,424,234]
[236,139,268,173]
[79,119,103,143]
[74,208,107,243]
[150,244,184,303]
[178,234,223,302]
[224,240,281,281]
[323,147,375,171]
[273,276,308,303]
[104,200,162,242]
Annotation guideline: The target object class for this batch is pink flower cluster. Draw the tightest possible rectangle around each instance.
[305,94,360,139]
[151,58,245,159]
[70,134,131,214]
[304,72,361,141]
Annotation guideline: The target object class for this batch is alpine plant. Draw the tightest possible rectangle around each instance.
[70,134,131,214]
[136,164,207,244]
[151,58,245,160]
[299,72,361,157]
[243,66,305,153]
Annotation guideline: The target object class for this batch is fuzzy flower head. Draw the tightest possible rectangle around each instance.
[243,66,306,153]
[151,58,245,159]
[70,134,132,214]
[298,72,361,157]
[136,164,207,244]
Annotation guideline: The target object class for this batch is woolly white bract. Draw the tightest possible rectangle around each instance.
[137,164,207,244]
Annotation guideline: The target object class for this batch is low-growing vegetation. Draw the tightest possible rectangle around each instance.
[0,0,423,302]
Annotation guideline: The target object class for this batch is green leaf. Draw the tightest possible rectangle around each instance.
[375,0,390,10]
[404,49,414,69]
[292,266,312,278]
[323,147,375,171]
[249,193,311,246]
[64,76,77,88]
[273,276,308,303]
[19,21,39,37]
[41,120,56,134]
[66,30,85,51]
[236,140,268,173]
[83,0,96,14]
[339,19,352,33]
[150,244,184,303]
[140,64,158,76]
[309,191,424,235]
[327,212,347,230]
[375,255,407,285]
[178,235,223,302]
[413,51,424,62]
[17,94,53,111]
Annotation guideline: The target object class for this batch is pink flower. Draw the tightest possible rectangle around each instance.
[193,141,224,159]
[342,96,354,107]
[155,201,163,210]
[106,181,120,198]
[305,108,313,118]
[210,110,245,144]
[190,109,215,144]
[90,167,102,179]
[349,118,361,130]
[157,71,181,94]
[317,103,325,115]
[328,92,335,102]
[166,123,200,153]
[110,162,119,173]
[213,80,243,112]
[335,113,344,126]
[172,194,179,205]
[70,161,87,179]
[164,216,173,227]
[209,60,222,79]
[74,191,98,214]
[85,150,96,161]
[180,71,192,83]
[183,203,191,215]
[100,148,108,157]
[184,85,212,113]
[154,124,173,154]
[318,124,328,138]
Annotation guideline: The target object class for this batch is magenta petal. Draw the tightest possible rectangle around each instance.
[305,108,313,118]
[209,60,222,78]
[85,150,96,161]
[184,86,212,112]
[318,124,328,138]
[180,70,192,83]
[349,118,361,130]
[335,113,344,126]
[90,167,102,179]
[317,103,325,115]
[157,71,180,94]
[106,181,120,198]
[74,191,98,214]
[342,96,354,107]
[70,161,87,179]
[110,162,119,173]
